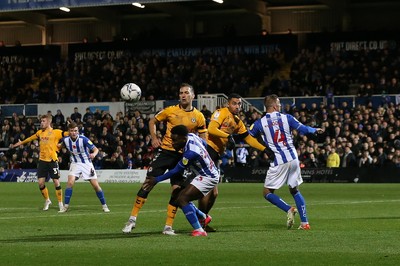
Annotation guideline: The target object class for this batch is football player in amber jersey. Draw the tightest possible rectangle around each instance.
[123,83,207,235]
[11,114,68,211]
[199,93,273,232]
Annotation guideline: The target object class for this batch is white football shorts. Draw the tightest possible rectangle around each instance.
[190,174,219,196]
[68,162,97,180]
[264,159,303,189]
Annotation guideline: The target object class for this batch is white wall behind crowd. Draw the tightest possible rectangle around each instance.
[60,169,146,183]
[36,101,164,118]
[38,102,125,119]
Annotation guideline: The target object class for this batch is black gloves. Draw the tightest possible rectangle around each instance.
[263,147,275,161]
[226,134,236,150]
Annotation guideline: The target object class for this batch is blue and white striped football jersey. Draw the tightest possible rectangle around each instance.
[63,135,96,163]
[182,133,219,180]
[248,111,317,166]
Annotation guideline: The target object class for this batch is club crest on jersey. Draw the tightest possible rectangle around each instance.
[182,157,189,165]
[191,118,196,123]
[212,111,220,120]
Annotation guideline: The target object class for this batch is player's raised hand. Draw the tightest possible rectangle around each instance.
[10,139,22,149]
[151,136,162,148]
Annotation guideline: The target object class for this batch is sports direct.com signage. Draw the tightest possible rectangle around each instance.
[330,40,396,51]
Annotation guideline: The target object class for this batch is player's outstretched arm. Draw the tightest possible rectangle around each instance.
[10,135,35,148]
[149,117,162,148]
[10,139,23,149]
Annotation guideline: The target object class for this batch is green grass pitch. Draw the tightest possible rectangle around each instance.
[0,182,399,265]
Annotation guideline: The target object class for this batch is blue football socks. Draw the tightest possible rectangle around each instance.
[191,202,206,220]
[265,193,291,212]
[182,203,202,230]
[96,190,106,205]
[64,187,73,205]
[293,191,308,223]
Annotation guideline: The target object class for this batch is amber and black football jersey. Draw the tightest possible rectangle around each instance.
[20,128,68,162]
[154,104,207,151]
[207,107,247,155]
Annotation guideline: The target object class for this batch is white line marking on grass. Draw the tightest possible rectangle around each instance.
[0,207,171,220]
[1,199,400,220]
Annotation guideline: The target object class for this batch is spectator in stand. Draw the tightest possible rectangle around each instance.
[103,152,124,169]
[341,145,357,168]
[93,150,106,170]
[126,160,133,169]
[387,78,400,94]
[200,105,212,125]
[326,147,340,167]
[20,150,37,169]
[244,105,255,119]
[248,150,262,167]
[358,150,373,167]
[82,108,94,125]
[0,166,6,181]
[235,142,249,167]
[8,153,21,169]
[304,153,321,168]
[246,111,259,127]
[54,109,65,129]
[220,149,234,173]
[70,107,82,123]
[0,153,7,169]
[0,124,10,148]
[375,146,387,167]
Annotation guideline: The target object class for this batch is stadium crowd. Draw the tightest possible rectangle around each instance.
[1,44,400,171]
[0,49,281,104]
[1,97,400,171]
[2,44,400,103]
[265,46,400,98]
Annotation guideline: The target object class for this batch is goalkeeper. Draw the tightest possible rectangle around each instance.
[199,93,273,232]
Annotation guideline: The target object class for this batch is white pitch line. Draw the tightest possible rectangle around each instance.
[1,199,399,220]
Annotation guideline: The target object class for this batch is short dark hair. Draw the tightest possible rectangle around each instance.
[68,122,78,129]
[171,125,189,136]
[228,93,241,101]
[180,83,194,94]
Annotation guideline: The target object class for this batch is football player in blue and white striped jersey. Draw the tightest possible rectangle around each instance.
[248,94,324,230]
[58,122,110,213]
[144,125,219,236]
